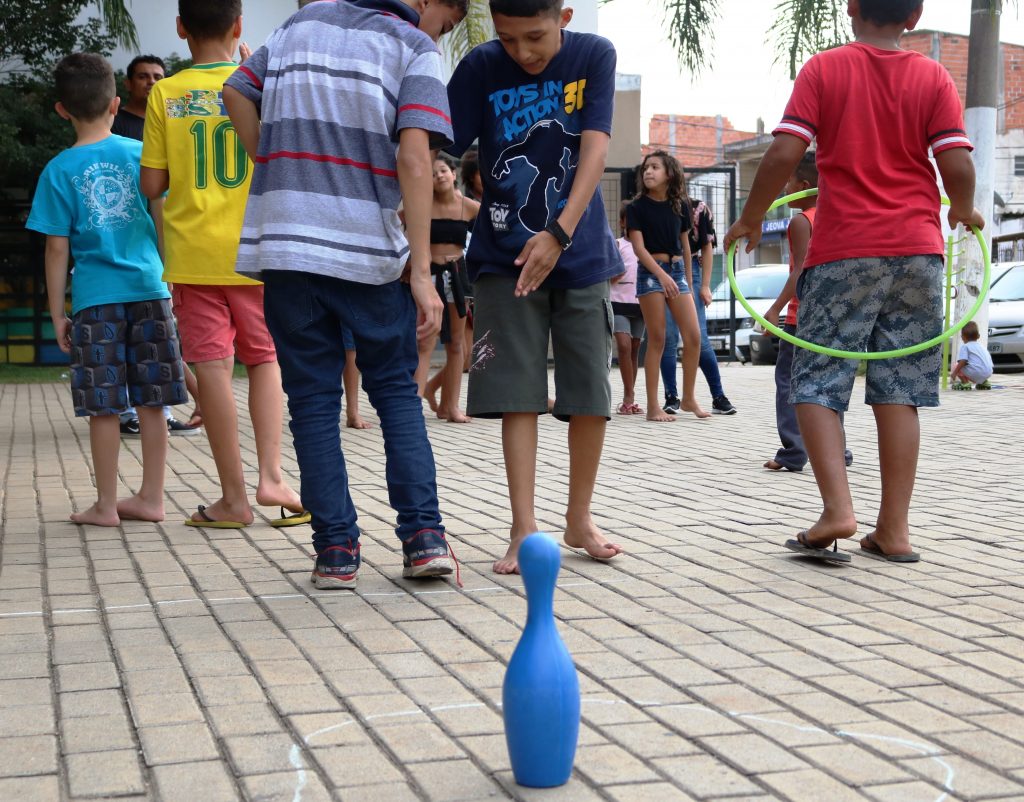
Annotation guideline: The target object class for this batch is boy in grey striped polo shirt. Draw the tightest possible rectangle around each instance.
[224,0,464,589]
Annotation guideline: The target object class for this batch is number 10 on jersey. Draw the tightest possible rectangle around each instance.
[189,119,249,190]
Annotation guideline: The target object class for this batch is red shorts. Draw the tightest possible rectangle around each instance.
[171,284,276,365]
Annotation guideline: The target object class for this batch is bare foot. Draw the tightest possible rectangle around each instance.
[802,513,858,547]
[255,480,302,515]
[425,389,439,413]
[860,528,914,558]
[70,503,120,527]
[646,409,676,422]
[493,534,529,574]
[763,460,784,471]
[439,408,471,423]
[346,415,372,430]
[190,498,254,526]
[117,494,165,522]
[680,398,711,419]
[564,521,623,561]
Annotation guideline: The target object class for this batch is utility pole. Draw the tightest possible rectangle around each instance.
[958,0,1001,347]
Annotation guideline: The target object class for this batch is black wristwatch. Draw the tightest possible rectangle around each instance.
[544,220,573,251]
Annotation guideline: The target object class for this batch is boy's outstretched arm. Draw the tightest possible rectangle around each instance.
[515,130,610,297]
[935,148,985,231]
[398,127,443,340]
[724,134,807,255]
[223,85,261,162]
[44,236,72,354]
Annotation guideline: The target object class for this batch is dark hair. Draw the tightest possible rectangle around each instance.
[178,0,241,41]
[795,151,818,186]
[962,320,981,341]
[460,148,481,198]
[126,55,166,78]
[54,53,115,121]
[489,0,562,17]
[858,0,922,26]
[434,153,457,171]
[440,0,469,11]
[636,150,687,217]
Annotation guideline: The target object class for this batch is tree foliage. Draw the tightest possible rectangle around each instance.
[0,0,136,193]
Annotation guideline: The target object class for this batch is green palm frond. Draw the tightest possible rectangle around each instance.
[645,0,721,74]
[443,0,495,68]
[770,0,849,79]
[95,0,139,50]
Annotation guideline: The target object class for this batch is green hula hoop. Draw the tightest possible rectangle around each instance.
[725,189,990,360]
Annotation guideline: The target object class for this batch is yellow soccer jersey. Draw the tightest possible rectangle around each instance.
[142,62,259,286]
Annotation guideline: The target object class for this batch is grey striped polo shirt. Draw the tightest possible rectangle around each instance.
[225,0,453,284]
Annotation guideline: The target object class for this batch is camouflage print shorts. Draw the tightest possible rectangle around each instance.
[791,255,944,412]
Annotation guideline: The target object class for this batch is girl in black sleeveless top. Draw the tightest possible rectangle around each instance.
[415,155,480,422]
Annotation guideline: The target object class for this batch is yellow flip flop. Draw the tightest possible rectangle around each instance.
[269,507,312,528]
[184,505,248,529]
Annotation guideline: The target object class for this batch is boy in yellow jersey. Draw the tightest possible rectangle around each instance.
[141,0,304,528]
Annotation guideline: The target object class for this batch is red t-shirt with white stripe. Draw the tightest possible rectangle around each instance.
[773,42,972,269]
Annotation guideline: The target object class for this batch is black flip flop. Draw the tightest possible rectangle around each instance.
[784,531,851,564]
[860,535,920,563]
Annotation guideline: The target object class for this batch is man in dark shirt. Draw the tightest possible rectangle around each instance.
[112,55,165,141]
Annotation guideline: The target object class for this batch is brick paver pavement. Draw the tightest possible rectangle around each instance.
[1,365,1023,802]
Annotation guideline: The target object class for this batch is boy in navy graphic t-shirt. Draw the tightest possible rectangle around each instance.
[447,0,624,574]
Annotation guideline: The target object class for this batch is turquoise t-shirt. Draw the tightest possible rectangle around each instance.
[26,135,169,314]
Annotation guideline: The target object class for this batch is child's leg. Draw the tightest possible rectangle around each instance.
[191,357,254,524]
[72,414,121,527]
[497,412,540,574]
[630,335,642,405]
[614,330,635,406]
[796,403,859,543]
[767,331,807,471]
[424,367,443,413]
[438,305,470,422]
[117,405,168,522]
[246,360,303,512]
[638,294,672,421]
[862,404,918,556]
[415,333,437,400]
[667,293,710,418]
[343,349,371,429]
[659,314,680,401]
[563,415,622,559]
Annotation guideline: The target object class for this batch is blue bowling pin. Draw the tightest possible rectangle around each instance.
[503,532,580,787]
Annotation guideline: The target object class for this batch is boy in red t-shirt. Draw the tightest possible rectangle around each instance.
[725,0,984,564]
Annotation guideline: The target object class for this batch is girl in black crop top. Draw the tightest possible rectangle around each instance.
[415,155,480,423]
[626,151,710,421]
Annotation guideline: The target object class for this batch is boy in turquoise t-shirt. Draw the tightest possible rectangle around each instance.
[26,53,187,527]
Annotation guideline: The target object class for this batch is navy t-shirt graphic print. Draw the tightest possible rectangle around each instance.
[447,31,622,289]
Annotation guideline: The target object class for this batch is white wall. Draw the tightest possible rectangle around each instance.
[103,0,296,70]
[568,0,598,34]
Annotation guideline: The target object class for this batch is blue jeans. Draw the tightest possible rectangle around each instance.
[262,271,443,554]
[661,258,725,400]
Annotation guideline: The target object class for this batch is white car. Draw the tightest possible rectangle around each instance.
[988,262,1024,371]
[704,264,789,363]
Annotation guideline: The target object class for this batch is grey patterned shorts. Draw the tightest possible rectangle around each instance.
[791,255,944,412]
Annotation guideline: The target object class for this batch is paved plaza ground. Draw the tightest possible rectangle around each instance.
[1,364,1023,802]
